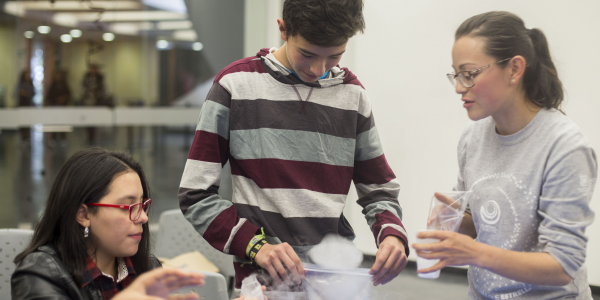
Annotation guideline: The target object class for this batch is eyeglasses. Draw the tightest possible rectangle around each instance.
[87,198,152,221]
[447,58,512,88]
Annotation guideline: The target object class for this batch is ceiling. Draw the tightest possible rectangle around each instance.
[3,0,198,41]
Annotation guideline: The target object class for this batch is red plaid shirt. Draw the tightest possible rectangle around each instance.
[81,256,137,299]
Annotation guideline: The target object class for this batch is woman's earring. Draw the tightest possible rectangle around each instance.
[84,227,89,238]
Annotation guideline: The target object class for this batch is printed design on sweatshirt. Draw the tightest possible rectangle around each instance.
[480,200,501,225]
[469,173,538,299]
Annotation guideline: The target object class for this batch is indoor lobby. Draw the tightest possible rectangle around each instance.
[1,1,599,299]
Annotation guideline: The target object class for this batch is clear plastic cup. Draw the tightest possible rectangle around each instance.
[427,191,470,232]
[415,229,440,279]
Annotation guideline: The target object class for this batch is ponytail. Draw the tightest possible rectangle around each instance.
[523,28,564,109]
[456,12,564,110]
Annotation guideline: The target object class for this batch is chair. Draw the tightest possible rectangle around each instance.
[154,209,235,295]
[173,271,229,300]
[0,229,34,300]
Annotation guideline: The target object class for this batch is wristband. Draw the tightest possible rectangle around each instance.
[248,239,267,262]
[246,228,266,258]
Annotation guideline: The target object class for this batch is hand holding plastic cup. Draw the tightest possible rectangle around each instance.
[415,229,441,279]
[415,191,470,279]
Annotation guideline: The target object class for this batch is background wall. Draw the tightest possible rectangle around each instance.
[185,0,245,72]
[339,0,600,286]
[244,0,284,58]
[0,21,16,107]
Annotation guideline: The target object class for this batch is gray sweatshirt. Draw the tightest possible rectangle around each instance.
[455,108,597,300]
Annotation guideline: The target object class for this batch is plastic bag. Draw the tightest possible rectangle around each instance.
[241,274,265,300]
[427,191,470,232]
[302,263,372,300]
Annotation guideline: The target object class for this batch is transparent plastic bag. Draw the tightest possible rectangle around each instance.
[301,263,372,300]
[426,191,470,232]
[241,274,265,300]
[263,291,306,300]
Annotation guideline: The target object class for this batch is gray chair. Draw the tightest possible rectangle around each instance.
[0,229,34,300]
[173,271,229,300]
[154,209,235,295]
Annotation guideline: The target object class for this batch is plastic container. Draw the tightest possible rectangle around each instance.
[427,191,470,232]
[302,263,372,300]
[415,229,441,279]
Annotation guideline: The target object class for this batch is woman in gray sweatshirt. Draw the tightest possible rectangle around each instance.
[413,11,597,300]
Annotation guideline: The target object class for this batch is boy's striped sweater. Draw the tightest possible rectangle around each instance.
[178,48,408,286]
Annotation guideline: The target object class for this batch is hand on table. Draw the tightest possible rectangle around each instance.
[412,230,481,275]
[369,236,408,286]
[255,242,305,285]
[112,268,205,300]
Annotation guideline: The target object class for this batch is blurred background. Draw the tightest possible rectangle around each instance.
[0,0,599,294]
[0,0,285,231]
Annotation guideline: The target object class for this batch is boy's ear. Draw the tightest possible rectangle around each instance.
[76,204,91,228]
[277,18,287,41]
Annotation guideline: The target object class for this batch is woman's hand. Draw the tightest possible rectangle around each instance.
[412,230,482,274]
[112,268,205,300]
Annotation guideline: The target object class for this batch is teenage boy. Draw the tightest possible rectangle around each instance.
[178,0,409,288]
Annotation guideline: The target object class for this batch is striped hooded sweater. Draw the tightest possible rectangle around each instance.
[178,48,408,286]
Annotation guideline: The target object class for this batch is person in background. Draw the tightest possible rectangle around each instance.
[16,69,34,145]
[46,69,72,147]
[178,0,408,289]
[81,64,106,145]
[413,11,596,299]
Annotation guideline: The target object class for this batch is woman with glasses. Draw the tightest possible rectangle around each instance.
[413,11,596,299]
[11,148,208,299]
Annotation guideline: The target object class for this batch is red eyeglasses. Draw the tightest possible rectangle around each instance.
[87,198,152,221]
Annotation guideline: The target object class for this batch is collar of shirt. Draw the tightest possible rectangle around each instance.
[285,67,330,82]
[81,256,137,287]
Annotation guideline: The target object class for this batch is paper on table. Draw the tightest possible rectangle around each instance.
[160,251,220,273]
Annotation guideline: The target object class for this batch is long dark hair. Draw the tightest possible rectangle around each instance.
[455,11,564,110]
[15,148,152,285]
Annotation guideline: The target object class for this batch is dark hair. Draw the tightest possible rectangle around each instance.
[282,0,365,47]
[455,11,563,110]
[15,147,152,285]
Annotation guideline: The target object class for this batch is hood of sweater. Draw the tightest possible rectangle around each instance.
[257,47,358,88]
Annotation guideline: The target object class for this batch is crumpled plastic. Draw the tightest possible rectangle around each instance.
[241,274,264,300]
[249,234,372,300]
[427,191,471,232]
